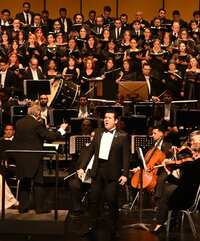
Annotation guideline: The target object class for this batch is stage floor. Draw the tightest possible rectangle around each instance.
[0,208,199,241]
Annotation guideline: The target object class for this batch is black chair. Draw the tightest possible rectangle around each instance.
[166,185,200,239]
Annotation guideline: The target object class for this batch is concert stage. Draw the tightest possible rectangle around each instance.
[0,209,68,235]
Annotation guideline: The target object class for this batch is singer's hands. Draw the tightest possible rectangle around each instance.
[60,123,68,130]
[78,169,85,180]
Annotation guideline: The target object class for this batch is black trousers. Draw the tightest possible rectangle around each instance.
[18,163,45,212]
[68,176,90,211]
[155,167,168,199]
[90,166,119,233]
[156,183,177,224]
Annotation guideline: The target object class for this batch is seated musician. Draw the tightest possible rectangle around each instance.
[68,131,95,218]
[132,125,172,212]
[73,95,91,118]
[152,130,200,233]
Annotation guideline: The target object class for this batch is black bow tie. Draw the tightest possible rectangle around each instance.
[105,129,115,134]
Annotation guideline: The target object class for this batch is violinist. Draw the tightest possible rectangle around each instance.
[133,125,172,212]
[152,130,200,233]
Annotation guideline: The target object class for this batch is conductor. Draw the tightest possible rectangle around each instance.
[12,103,68,214]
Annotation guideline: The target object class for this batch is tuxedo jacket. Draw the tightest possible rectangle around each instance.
[12,115,61,180]
[56,18,72,33]
[137,73,162,99]
[110,28,124,41]
[79,128,131,180]
[1,69,17,88]
[22,67,44,80]
[15,12,33,24]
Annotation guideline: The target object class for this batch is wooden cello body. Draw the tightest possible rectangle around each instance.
[131,139,166,192]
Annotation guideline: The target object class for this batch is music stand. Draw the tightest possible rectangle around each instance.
[123,147,150,231]
[49,109,78,127]
[69,135,91,154]
[120,116,147,135]
[118,81,148,101]
[24,79,51,100]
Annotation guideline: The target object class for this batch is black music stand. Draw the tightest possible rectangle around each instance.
[123,147,150,231]
[49,109,78,127]
[24,79,51,100]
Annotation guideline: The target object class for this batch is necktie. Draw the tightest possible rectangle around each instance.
[26,14,29,25]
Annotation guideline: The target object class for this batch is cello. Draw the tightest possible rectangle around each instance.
[131,137,166,192]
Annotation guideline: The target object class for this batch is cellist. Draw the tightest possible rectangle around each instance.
[132,125,172,212]
[152,130,200,233]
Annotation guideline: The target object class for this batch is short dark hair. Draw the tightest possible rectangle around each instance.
[89,10,96,15]
[105,109,118,119]
[173,10,180,16]
[1,9,10,15]
[42,10,49,15]
[120,13,128,19]
[158,8,166,13]
[59,8,66,13]
[23,2,31,7]
[193,10,200,17]
[153,125,165,133]
[34,13,41,18]
[0,59,8,64]
[104,6,111,12]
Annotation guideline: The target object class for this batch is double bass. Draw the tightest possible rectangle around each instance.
[131,137,166,192]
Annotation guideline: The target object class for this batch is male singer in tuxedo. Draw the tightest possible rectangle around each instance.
[78,109,130,240]
[12,103,68,214]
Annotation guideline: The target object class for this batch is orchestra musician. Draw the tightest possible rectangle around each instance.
[152,130,200,233]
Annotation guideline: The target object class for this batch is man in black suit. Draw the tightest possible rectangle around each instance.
[110,18,124,41]
[84,10,96,29]
[0,9,13,31]
[0,59,17,88]
[120,13,130,30]
[15,2,32,29]
[135,11,150,29]
[12,103,68,214]
[91,16,104,37]
[27,13,47,36]
[153,130,200,232]
[56,8,72,35]
[137,63,161,101]
[78,109,130,239]
[22,57,43,80]
[41,10,54,34]
[130,20,144,41]
[101,6,112,26]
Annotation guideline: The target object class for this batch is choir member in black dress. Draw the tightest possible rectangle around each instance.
[76,27,87,50]
[177,28,195,54]
[44,59,59,83]
[146,39,168,79]
[34,27,47,46]
[116,59,137,82]
[68,37,82,66]
[100,58,119,100]
[162,59,182,100]
[80,57,98,95]
[172,42,192,77]
[124,37,143,75]
[55,33,67,72]
[120,30,131,52]
[62,56,80,85]
[181,57,200,100]
[7,52,24,94]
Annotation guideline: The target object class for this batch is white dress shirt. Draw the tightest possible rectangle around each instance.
[30,68,39,80]
[98,129,116,160]
[0,69,7,88]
